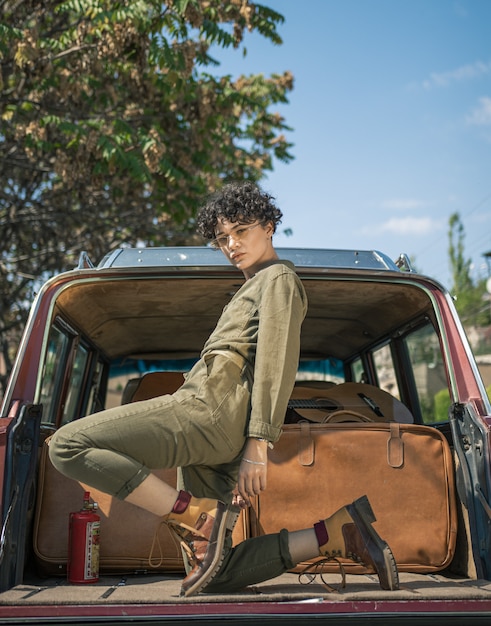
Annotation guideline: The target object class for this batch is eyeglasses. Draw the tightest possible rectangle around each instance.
[210,223,261,249]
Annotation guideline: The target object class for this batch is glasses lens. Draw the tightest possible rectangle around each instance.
[211,223,259,248]
[212,236,228,248]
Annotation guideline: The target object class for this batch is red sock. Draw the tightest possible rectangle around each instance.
[171,490,192,514]
[314,520,329,547]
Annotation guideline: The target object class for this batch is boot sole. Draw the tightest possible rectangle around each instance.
[181,504,239,597]
[348,495,399,591]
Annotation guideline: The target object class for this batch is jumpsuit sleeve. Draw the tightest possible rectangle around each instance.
[247,271,306,442]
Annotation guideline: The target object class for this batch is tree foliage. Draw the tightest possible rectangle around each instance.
[448,212,489,326]
[0,0,294,390]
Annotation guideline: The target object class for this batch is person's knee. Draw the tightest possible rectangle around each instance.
[48,424,83,477]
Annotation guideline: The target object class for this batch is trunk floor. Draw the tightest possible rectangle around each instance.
[2,572,491,606]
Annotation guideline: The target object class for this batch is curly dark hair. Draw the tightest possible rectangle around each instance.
[196,181,283,240]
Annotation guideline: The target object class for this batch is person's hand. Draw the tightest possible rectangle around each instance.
[231,490,249,509]
[237,438,269,505]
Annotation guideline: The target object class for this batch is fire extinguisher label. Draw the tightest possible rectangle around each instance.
[84,521,101,580]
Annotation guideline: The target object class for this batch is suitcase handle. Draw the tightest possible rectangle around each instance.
[294,421,405,469]
[387,422,404,468]
[298,421,314,466]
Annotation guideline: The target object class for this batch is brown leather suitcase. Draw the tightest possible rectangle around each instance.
[33,441,249,576]
[250,421,457,574]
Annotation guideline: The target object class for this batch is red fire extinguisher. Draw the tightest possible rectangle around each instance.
[68,491,101,584]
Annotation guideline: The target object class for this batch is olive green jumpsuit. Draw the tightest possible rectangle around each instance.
[49,260,308,591]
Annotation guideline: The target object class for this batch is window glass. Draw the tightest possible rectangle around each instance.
[405,324,448,423]
[296,358,345,384]
[86,358,105,415]
[60,344,89,426]
[373,343,400,399]
[39,326,70,425]
[350,357,366,383]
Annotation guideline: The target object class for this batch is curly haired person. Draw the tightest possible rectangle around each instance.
[49,181,399,596]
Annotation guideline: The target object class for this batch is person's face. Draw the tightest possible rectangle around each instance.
[213,218,277,278]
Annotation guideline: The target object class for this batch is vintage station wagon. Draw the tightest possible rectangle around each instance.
[0,246,490,624]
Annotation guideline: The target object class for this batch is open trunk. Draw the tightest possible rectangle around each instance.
[1,247,490,623]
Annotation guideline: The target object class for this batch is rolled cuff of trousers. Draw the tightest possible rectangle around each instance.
[204,528,294,593]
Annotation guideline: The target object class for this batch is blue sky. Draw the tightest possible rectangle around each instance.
[211,0,491,290]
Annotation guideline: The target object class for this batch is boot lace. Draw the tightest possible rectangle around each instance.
[298,557,347,593]
[148,519,208,569]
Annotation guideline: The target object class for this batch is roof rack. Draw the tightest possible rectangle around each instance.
[91,246,404,272]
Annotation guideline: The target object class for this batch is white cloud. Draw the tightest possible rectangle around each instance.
[359,216,442,238]
[422,60,491,89]
[360,217,441,237]
[379,217,439,236]
[466,96,491,125]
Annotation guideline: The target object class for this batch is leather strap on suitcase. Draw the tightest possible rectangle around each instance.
[250,421,457,574]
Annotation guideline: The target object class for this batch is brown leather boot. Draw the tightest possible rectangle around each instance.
[164,494,238,597]
[316,495,399,590]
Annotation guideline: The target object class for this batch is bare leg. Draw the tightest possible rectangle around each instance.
[287,528,319,564]
[124,473,178,516]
